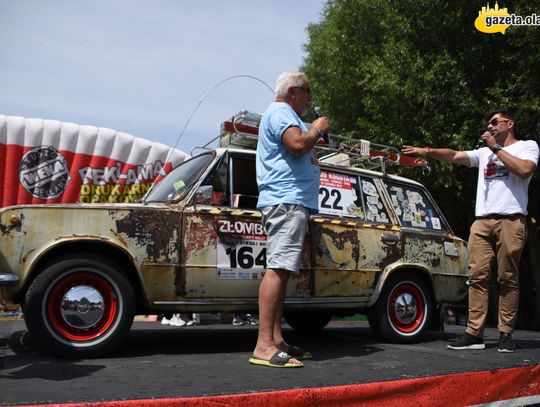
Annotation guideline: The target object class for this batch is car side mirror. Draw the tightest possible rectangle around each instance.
[194,185,213,203]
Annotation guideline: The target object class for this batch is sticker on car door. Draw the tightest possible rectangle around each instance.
[319,171,362,217]
[216,219,266,279]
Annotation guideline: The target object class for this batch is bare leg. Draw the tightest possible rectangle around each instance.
[273,290,286,348]
[252,268,301,364]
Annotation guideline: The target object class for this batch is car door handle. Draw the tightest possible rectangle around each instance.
[381,233,399,244]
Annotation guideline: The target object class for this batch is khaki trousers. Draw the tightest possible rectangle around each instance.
[465,216,526,337]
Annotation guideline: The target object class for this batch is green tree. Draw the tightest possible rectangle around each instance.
[302,0,540,328]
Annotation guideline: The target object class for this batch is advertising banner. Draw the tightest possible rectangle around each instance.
[0,115,189,207]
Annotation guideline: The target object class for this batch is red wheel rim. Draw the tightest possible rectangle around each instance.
[47,272,118,341]
[388,282,426,334]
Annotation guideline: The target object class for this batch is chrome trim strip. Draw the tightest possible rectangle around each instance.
[0,274,19,286]
[153,297,371,306]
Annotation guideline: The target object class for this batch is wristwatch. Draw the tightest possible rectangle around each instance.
[491,144,503,154]
[316,127,329,143]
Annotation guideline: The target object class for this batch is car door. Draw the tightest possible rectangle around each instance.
[309,169,401,299]
[381,180,468,302]
[181,152,266,298]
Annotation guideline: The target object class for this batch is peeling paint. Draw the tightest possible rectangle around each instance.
[312,222,360,269]
[0,213,23,236]
[115,210,179,263]
[183,213,217,256]
[403,235,443,268]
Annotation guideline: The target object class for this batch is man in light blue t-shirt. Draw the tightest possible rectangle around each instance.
[249,72,329,368]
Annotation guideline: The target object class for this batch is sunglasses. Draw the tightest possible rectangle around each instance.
[292,86,311,95]
[487,118,510,127]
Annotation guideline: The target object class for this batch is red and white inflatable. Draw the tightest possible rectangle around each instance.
[0,114,189,207]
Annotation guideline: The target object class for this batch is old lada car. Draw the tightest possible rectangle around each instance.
[0,111,468,357]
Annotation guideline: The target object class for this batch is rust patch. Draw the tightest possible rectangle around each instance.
[180,213,219,296]
[183,213,218,255]
[293,271,313,297]
[401,231,444,268]
[311,222,360,269]
[115,209,179,262]
[371,271,382,291]
[0,213,23,236]
[380,237,402,268]
[20,248,35,264]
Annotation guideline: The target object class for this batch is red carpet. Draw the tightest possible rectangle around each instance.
[21,365,540,407]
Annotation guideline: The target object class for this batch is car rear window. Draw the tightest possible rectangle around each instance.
[383,181,447,231]
[318,170,390,224]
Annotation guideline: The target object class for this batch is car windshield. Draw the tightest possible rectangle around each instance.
[143,152,215,203]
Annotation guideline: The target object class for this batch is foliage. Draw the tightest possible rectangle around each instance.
[302,0,540,238]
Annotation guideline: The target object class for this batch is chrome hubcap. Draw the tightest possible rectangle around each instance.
[394,293,417,325]
[60,285,105,329]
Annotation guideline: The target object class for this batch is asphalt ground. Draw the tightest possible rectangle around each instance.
[0,318,539,406]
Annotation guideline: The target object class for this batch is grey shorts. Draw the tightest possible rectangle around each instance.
[261,203,310,274]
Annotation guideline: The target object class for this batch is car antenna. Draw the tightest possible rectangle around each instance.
[142,74,274,204]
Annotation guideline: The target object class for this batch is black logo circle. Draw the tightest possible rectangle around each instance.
[19,146,70,200]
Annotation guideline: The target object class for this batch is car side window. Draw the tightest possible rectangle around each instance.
[318,170,390,224]
[358,176,390,223]
[230,157,258,209]
[384,181,446,231]
[199,155,230,206]
[199,154,259,209]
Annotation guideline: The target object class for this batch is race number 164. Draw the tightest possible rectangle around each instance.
[225,245,266,269]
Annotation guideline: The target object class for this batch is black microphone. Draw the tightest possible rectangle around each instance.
[475,130,491,149]
[312,107,329,143]
[475,139,485,149]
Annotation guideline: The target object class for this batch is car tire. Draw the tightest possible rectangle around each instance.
[284,311,332,333]
[368,272,431,343]
[23,254,135,358]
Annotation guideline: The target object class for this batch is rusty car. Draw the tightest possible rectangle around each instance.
[0,111,469,356]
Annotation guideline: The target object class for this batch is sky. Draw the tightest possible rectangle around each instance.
[0,0,326,155]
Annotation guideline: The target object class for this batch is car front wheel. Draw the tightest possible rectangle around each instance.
[368,272,432,343]
[23,254,135,357]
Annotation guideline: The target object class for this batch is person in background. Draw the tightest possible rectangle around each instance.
[232,313,259,326]
[402,110,539,352]
[249,71,330,368]
[160,313,199,327]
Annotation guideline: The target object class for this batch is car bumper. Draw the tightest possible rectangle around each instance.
[0,273,19,287]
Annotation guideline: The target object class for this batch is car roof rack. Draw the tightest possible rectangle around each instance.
[215,110,429,174]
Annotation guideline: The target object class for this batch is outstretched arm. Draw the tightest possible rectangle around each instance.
[402,145,471,166]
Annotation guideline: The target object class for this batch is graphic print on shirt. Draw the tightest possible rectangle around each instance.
[311,151,319,166]
[484,155,509,181]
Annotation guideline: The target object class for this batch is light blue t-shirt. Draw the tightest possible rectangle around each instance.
[256,102,320,212]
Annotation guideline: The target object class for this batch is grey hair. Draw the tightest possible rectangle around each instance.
[275,71,308,97]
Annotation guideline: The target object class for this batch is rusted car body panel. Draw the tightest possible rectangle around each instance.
[0,205,180,303]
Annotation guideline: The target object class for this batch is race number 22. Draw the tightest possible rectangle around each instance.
[319,187,344,210]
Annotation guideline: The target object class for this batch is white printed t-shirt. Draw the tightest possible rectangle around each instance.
[466,140,539,217]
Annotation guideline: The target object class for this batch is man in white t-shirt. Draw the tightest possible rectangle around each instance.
[402,110,539,353]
